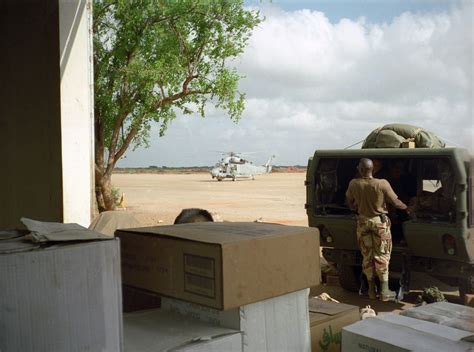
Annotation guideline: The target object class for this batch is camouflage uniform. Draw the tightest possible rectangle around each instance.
[346,176,406,292]
[357,215,392,282]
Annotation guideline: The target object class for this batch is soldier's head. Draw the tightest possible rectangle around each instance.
[174,208,214,224]
[358,158,374,177]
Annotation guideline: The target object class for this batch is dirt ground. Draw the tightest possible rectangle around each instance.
[112,172,308,226]
[112,172,461,311]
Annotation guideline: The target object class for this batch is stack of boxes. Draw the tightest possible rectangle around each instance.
[2,220,371,351]
[117,222,321,351]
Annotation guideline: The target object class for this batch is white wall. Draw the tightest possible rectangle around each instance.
[59,0,94,226]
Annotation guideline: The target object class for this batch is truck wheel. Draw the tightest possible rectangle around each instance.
[338,265,362,292]
[459,275,474,299]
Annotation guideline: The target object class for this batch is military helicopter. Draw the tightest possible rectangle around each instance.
[210,152,275,181]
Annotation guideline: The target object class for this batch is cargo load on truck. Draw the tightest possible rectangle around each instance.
[362,123,446,149]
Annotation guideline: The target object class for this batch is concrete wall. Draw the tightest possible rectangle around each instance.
[0,0,93,228]
[59,0,94,225]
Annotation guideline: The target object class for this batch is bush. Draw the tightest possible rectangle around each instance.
[111,187,121,206]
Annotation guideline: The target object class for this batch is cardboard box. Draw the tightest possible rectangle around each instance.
[162,289,311,352]
[123,309,242,352]
[309,298,359,352]
[342,314,474,352]
[0,236,122,352]
[117,222,320,310]
[401,141,416,148]
[399,301,474,333]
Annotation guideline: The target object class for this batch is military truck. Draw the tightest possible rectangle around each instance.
[305,147,474,300]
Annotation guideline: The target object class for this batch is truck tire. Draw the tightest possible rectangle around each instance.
[338,265,362,292]
[459,275,474,299]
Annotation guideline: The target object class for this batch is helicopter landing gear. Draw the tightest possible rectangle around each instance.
[232,177,236,181]
[217,177,223,181]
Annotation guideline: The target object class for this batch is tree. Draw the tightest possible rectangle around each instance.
[93,0,262,211]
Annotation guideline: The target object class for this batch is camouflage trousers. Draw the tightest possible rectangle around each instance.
[357,215,392,282]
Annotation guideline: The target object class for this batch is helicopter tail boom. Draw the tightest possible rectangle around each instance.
[265,155,275,173]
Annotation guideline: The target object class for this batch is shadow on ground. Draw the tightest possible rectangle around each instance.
[310,271,462,315]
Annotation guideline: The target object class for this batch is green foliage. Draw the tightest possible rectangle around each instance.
[111,186,121,205]
[415,286,447,305]
[93,0,262,166]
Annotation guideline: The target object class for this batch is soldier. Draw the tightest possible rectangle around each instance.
[174,208,215,224]
[346,158,409,301]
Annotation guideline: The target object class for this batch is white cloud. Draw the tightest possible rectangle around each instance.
[240,3,472,103]
[120,1,473,167]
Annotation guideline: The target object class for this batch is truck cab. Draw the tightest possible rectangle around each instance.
[306,147,474,299]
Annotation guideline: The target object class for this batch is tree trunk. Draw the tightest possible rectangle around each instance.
[94,114,117,213]
[95,172,116,212]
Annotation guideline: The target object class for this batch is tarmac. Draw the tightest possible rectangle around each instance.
[112,172,307,226]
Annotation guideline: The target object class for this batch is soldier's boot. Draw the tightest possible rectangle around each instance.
[367,280,377,300]
[380,281,396,302]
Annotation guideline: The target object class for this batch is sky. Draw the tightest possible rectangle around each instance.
[118,0,473,167]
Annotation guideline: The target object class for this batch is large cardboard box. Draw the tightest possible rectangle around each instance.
[123,309,242,352]
[0,236,122,352]
[342,313,474,352]
[161,289,311,352]
[117,222,320,310]
[309,298,359,352]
